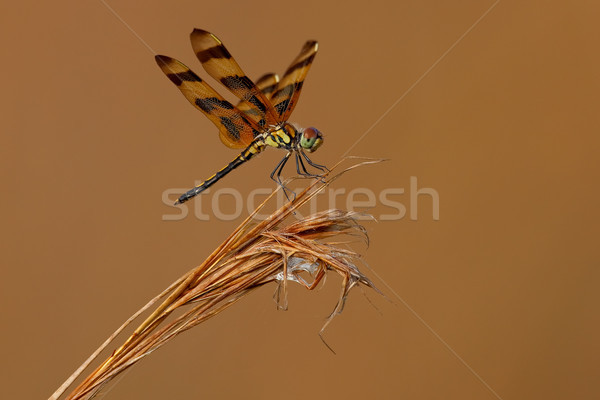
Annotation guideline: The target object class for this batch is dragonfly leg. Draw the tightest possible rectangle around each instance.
[270,152,295,201]
[301,150,329,173]
[293,151,328,184]
[270,152,291,185]
[295,151,312,176]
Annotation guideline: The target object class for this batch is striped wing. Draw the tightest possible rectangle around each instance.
[190,29,279,129]
[270,40,318,123]
[155,55,259,149]
[255,73,280,98]
[236,73,279,121]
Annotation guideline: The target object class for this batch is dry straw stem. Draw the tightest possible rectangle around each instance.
[51,159,382,400]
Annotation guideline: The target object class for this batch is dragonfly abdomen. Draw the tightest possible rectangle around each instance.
[175,141,265,205]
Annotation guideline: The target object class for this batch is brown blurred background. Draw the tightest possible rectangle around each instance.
[2,0,599,399]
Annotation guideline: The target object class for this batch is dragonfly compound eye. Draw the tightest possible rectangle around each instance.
[300,127,323,152]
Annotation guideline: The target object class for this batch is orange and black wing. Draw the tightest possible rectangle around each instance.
[155,55,259,149]
[270,40,318,123]
[236,73,280,120]
[190,29,279,129]
[255,73,280,98]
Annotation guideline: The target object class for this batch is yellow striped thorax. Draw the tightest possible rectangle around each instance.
[263,123,297,150]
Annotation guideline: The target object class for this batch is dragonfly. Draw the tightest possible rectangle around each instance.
[155,29,326,205]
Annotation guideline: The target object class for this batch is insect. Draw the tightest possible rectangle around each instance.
[155,29,326,205]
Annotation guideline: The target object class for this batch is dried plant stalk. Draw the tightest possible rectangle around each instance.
[50,160,381,400]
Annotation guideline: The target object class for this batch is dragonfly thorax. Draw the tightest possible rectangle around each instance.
[261,123,295,150]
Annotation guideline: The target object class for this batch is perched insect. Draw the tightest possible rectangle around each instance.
[155,29,326,204]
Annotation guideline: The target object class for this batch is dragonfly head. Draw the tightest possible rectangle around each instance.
[299,127,323,153]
